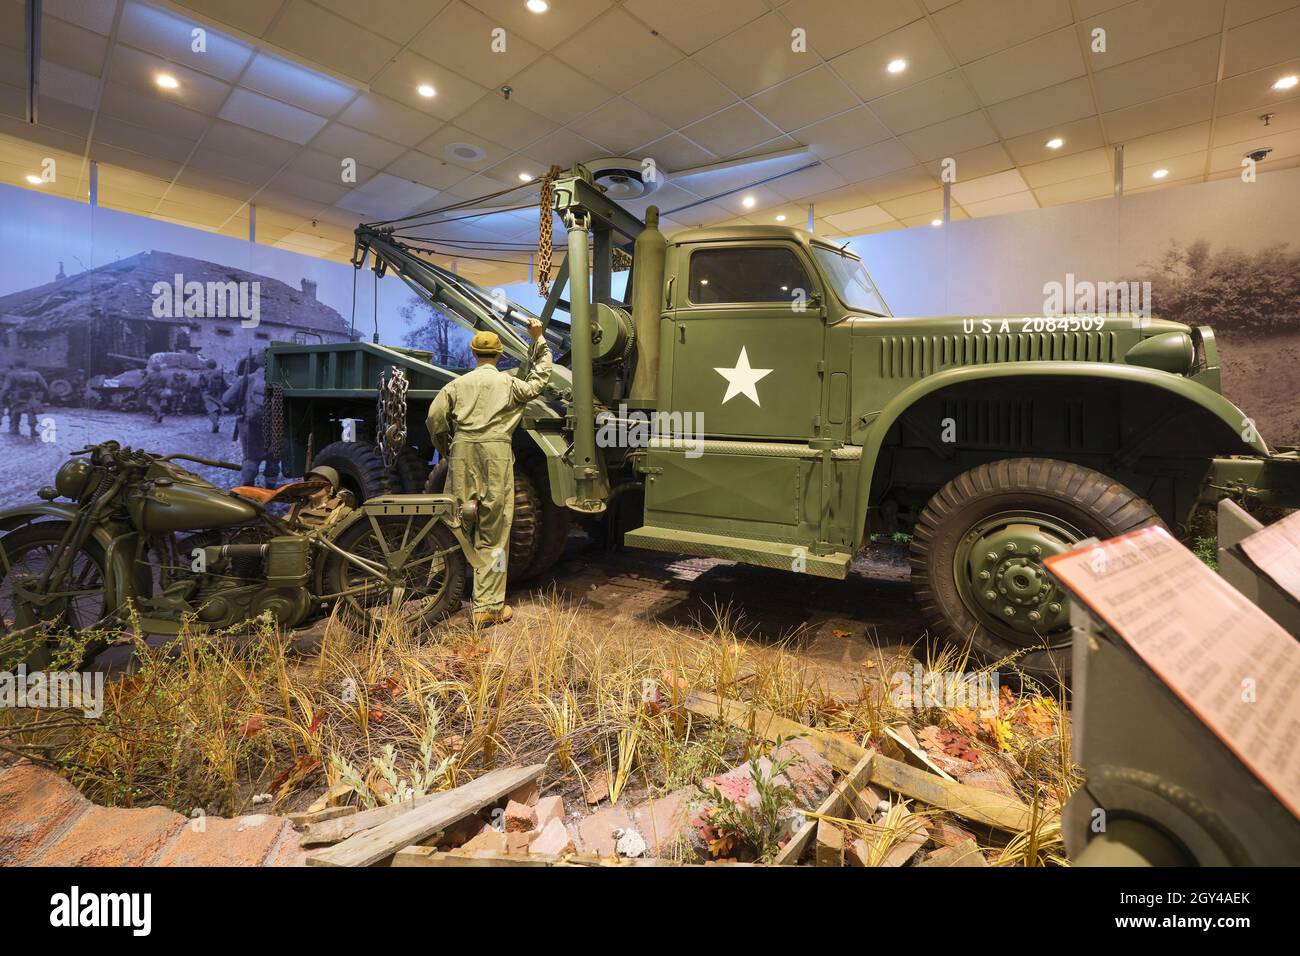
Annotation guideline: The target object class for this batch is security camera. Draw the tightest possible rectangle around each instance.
[1244,147,1272,163]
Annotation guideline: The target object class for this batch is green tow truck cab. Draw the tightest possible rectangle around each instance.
[267,164,1300,681]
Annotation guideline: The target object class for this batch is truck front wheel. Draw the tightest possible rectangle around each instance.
[909,458,1160,683]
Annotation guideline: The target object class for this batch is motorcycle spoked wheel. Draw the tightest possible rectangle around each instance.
[0,522,112,669]
[323,514,466,635]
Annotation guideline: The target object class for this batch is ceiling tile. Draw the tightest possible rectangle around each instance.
[921,141,1015,179]
[110,42,234,114]
[220,87,328,144]
[964,27,1086,106]
[879,186,946,218]
[99,81,210,139]
[118,1,254,83]
[951,167,1030,203]
[1213,101,1300,146]
[337,93,442,148]
[572,97,674,155]
[790,106,892,158]
[1019,146,1112,187]
[240,52,358,116]
[412,1,543,88]
[311,122,408,169]
[625,59,739,129]
[1003,115,1105,164]
[987,76,1096,139]
[1209,126,1300,169]
[1091,36,1221,112]
[624,0,769,55]
[776,0,924,61]
[172,0,285,37]
[505,56,615,125]
[1213,56,1300,113]
[638,132,718,172]
[264,0,400,83]
[369,51,489,123]
[186,146,281,186]
[1123,149,1209,185]
[554,7,680,93]
[681,103,782,158]
[385,149,475,191]
[767,161,849,200]
[287,147,376,186]
[830,18,952,101]
[1121,121,1211,164]
[1079,0,1225,71]
[335,172,440,220]
[39,60,100,111]
[1101,85,1216,141]
[826,137,916,179]
[417,124,512,170]
[520,128,606,170]
[749,67,858,132]
[826,203,897,232]
[205,119,302,166]
[94,116,198,164]
[898,110,999,162]
[41,16,110,76]
[694,11,812,98]
[859,164,942,201]
[1033,171,1115,206]
[932,0,1074,64]
[455,94,557,150]
[466,0,613,51]
[870,71,979,134]
[962,189,1038,217]
[311,0,451,45]
[45,0,119,35]
[1223,6,1300,76]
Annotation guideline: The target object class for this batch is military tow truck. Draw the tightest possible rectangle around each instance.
[265,165,1300,681]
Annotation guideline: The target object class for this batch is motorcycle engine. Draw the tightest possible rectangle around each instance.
[190,531,315,630]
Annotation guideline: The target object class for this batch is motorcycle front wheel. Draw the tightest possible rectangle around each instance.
[0,522,111,669]
[322,514,466,636]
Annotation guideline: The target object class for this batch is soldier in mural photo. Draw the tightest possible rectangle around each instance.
[222,352,279,488]
[0,358,48,439]
[140,364,173,424]
[200,359,226,434]
[426,320,551,626]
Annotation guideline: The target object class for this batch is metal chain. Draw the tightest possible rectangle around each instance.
[263,383,284,457]
[536,164,563,297]
[375,366,408,467]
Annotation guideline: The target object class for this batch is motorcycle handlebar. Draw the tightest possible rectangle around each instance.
[164,453,242,471]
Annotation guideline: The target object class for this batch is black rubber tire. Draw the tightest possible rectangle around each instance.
[423,458,548,581]
[0,522,111,669]
[909,457,1160,684]
[388,446,431,493]
[520,455,570,578]
[314,441,391,501]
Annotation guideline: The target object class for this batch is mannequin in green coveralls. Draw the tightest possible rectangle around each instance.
[426,320,552,625]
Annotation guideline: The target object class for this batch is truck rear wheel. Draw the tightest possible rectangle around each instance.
[423,459,550,581]
[314,441,391,501]
[909,458,1160,683]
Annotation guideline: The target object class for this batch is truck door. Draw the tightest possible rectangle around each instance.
[668,242,825,441]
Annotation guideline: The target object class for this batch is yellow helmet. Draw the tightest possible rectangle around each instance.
[470,331,503,356]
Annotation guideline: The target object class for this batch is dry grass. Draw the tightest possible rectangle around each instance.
[0,593,1078,865]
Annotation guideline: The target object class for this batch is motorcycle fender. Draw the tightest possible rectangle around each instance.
[0,504,138,612]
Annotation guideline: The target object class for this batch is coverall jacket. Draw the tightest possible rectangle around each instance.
[426,340,553,613]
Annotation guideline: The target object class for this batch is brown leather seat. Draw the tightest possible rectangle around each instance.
[231,478,329,505]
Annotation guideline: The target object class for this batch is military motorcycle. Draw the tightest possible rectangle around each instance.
[0,441,471,667]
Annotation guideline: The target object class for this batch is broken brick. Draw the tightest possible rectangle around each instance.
[503,800,536,833]
[534,795,564,828]
[771,738,834,809]
[529,817,575,856]
[577,806,633,857]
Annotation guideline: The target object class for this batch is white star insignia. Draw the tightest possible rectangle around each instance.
[714,346,773,407]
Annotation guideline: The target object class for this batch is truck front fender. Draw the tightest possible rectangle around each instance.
[850,362,1268,542]
[0,504,140,612]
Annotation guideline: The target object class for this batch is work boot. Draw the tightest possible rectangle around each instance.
[472,605,513,627]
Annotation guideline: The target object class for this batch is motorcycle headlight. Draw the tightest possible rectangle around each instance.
[54,458,96,500]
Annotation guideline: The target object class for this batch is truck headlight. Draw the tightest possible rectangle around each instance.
[1124,331,1194,375]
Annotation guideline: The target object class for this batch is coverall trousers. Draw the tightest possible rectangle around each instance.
[448,438,513,613]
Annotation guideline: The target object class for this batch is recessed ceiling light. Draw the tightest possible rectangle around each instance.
[1152,168,1169,179]
[1274,75,1298,90]
[417,83,436,98]
[518,172,532,182]
[526,0,549,12]
[25,174,43,185]
[742,195,756,208]
[931,218,942,227]
[886,58,907,74]
[775,214,786,221]
[1045,137,1064,149]
[155,73,179,90]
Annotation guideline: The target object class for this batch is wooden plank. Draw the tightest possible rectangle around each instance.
[773,750,874,865]
[307,764,545,867]
[288,805,356,827]
[684,688,1032,833]
[917,838,987,867]
[870,754,1031,833]
[683,689,865,774]
[883,725,957,782]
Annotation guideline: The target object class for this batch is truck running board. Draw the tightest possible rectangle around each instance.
[624,526,853,580]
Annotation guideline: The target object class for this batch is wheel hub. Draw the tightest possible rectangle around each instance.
[963,519,1075,638]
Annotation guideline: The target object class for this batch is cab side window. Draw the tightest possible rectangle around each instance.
[688,247,811,305]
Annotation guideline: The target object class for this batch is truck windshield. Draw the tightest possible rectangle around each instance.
[812,246,891,316]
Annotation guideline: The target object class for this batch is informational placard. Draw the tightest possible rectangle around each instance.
[1046,526,1300,820]
[1240,508,1300,604]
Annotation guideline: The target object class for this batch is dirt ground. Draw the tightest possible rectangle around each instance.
[1218,330,1300,448]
